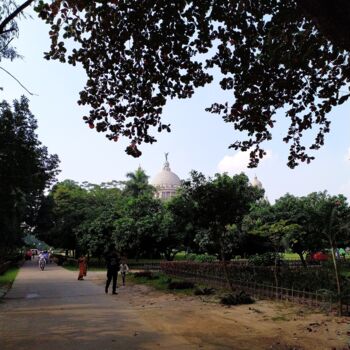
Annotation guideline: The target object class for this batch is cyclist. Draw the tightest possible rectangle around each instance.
[38,251,46,271]
[43,251,49,264]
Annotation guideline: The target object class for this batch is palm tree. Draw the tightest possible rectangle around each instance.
[123,167,155,197]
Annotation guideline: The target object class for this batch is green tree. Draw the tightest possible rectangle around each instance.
[37,180,86,252]
[122,167,155,198]
[163,191,198,255]
[36,181,123,257]
[74,184,122,258]
[303,192,350,307]
[246,218,301,290]
[0,96,59,255]
[113,195,163,259]
[246,194,317,266]
[34,0,350,167]
[183,172,263,257]
[180,171,263,289]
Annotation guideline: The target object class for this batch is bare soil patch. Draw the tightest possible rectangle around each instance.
[90,272,350,350]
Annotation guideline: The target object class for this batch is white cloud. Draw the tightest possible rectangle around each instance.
[217,150,272,175]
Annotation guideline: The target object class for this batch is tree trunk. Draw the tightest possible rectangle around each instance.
[220,239,234,292]
[298,251,307,268]
[274,251,279,299]
[329,240,342,315]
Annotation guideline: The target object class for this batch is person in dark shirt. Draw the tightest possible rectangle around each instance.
[105,246,120,294]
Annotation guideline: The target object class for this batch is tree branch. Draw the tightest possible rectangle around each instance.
[0,66,37,95]
[0,0,35,36]
[1,27,17,35]
[0,38,14,53]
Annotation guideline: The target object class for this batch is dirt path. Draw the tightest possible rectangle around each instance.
[0,260,194,350]
[1,262,349,350]
[90,271,350,350]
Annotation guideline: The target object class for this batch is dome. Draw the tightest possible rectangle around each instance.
[251,175,263,189]
[151,153,181,200]
[151,169,181,188]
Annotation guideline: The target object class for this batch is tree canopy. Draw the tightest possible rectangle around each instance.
[32,0,350,167]
[2,1,350,166]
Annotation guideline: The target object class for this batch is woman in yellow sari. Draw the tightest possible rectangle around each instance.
[77,255,87,280]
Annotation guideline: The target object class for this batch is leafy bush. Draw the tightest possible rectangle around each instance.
[168,281,195,289]
[194,287,215,295]
[52,254,66,266]
[62,258,77,267]
[220,291,254,305]
[248,252,283,266]
[133,271,158,279]
[186,253,216,263]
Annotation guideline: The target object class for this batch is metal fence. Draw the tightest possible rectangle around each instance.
[128,262,161,271]
[161,262,347,314]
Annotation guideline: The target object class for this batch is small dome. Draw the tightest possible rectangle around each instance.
[251,175,263,189]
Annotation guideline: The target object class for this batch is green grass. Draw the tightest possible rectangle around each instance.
[281,252,303,260]
[0,267,19,291]
[174,251,187,260]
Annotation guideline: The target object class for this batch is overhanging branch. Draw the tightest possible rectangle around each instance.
[0,66,37,95]
[0,0,35,36]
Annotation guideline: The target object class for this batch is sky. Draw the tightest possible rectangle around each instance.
[1,8,350,203]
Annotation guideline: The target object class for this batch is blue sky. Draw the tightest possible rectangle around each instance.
[1,9,350,202]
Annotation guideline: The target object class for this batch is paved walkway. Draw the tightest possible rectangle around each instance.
[0,260,194,350]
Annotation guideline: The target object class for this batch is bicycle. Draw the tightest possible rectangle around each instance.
[39,256,46,271]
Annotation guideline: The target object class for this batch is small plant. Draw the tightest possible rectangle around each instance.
[220,291,254,305]
[185,253,216,263]
[194,287,215,295]
[248,252,283,266]
[133,271,159,279]
[167,280,195,290]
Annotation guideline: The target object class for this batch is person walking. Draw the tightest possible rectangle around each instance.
[77,255,88,280]
[120,260,129,286]
[105,246,120,294]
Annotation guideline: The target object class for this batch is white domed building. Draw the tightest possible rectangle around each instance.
[151,153,181,200]
[251,175,263,189]
[251,175,269,202]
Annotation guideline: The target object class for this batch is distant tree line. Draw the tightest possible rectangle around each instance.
[33,168,350,268]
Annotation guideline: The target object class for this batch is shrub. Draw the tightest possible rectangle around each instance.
[186,253,216,263]
[248,252,283,266]
[62,258,77,267]
[194,287,215,296]
[168,281,195,290]
[133,271,158,279]
[220,291,254,305]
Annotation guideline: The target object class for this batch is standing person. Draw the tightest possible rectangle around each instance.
[25,250,32,261]
[105,246,120,294]
[120,260,129,287]
[77,255,88,280]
